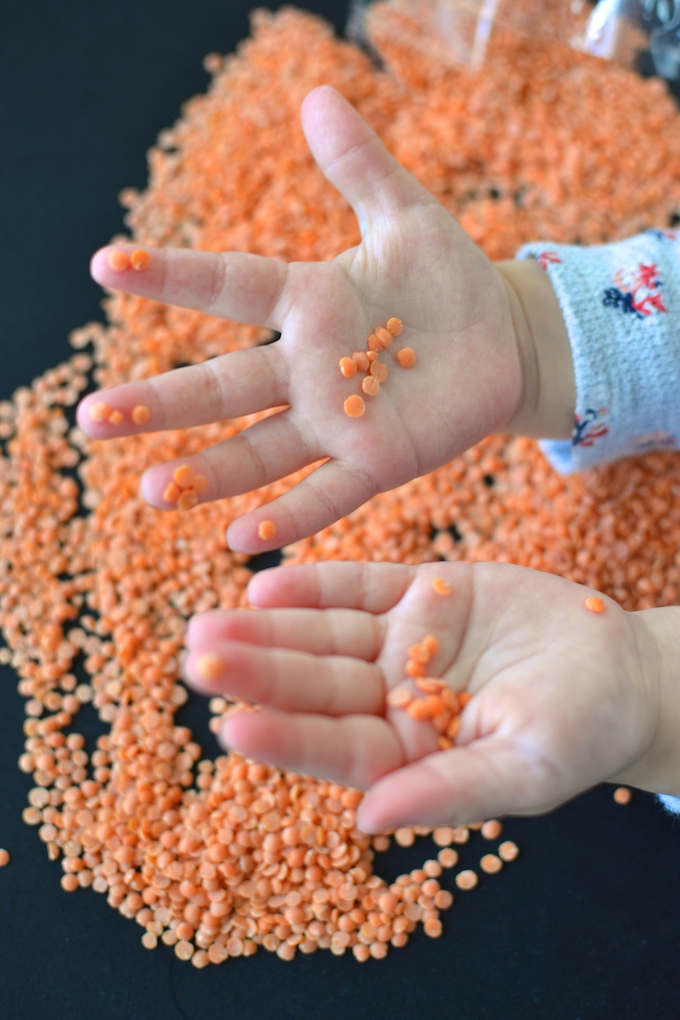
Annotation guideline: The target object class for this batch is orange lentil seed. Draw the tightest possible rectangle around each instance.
[480,820,503,841]
[613,786,632,805]
[432,578,452,596]
[0,849,10,867]
[196,653,223,683]
[107,249,130,272]
[131,249,151,271]
[88,401,112,423]
[339,357,358,378]
[344,394,366,418]
[177,490,199,512]
[375,327,393,349]
[15,4,678,966]
[258,520,277,541]
[455,870,479,891]
[131,404,151,425]
[386,318,403,336]
[396,347,416,369]
[498,842,520,863]
[361,376,381,397]
[480,854,503,874]
[585,596,605,613]
[173,464,195,487]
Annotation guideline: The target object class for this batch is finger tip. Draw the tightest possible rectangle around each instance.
[90,246,117,284]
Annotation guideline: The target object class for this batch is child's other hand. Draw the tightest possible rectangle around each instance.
[181,561,659,831]
[78,85,523,553]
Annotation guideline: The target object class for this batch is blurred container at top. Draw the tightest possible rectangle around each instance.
[348,1,680,81]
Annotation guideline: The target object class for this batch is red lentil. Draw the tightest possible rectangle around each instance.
[375,327,394,349]
[344,394,366,418]
[432,578,452,596]
[0,849,10,867]
[396,347,416,369]
[613,786,632,805]
[361,376,381,397]
[480,853,503,874]
[480,820,503,841]
[258,519,277,541]
[196,653,223,682]
[131,249,151,271]
[131,404,151,425]
[107,249,130,272]
[88,401,112,423]
[498,842,520,863]
[339,357,358,378]
[5,2,676,969]
[386,318,403,336]
[455,870,478,891]
[585,596,605,613]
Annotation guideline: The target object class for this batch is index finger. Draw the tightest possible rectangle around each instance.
[90,244,291,332]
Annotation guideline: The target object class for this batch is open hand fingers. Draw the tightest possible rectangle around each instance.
[221,710,405,791]
[185,605,384,664]
[138,409,319,515]
[90,245,290,330]
[225,458,382,552]
[356,736,564,832]
[184,638,385,717]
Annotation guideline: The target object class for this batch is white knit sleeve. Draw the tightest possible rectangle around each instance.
[518,230,680,472]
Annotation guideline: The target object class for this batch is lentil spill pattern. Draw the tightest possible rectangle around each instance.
[1,5,673,965]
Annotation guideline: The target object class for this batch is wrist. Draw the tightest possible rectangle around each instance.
[496,259,575,440]
[614,606,680,796]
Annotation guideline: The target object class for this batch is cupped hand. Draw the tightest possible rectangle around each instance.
[77,85,522,553]
[182,560,659,831]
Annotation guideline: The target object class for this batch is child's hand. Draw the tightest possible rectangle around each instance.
[182,560,660,831]
[78,85,525,553]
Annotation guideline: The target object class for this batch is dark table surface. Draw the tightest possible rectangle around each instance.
[2,2,680,1018]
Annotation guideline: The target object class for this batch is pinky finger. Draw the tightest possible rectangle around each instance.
[220,709,404,792]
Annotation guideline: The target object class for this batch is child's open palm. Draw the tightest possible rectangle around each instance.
[183,560,659,830]
[79,86,522,552]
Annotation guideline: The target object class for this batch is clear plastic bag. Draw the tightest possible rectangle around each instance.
[348,1,680,81]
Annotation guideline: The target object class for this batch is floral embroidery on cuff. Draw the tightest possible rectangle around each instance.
[572,407,609,448]
[537,250,562,270]
[603,262,667,319]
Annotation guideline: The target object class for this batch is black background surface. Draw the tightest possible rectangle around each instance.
[2,3,680,1018]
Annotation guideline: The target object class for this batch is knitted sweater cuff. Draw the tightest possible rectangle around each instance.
[518,231,680,473]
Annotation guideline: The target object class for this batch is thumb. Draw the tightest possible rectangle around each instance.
[300,85,435,235]
[356,736,568,831]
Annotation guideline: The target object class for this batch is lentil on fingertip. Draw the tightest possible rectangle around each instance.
[132,404,151,425]
[107,249,131,272]
[196,653,223,683]
[257,519,276,541]
[131,249,151,271]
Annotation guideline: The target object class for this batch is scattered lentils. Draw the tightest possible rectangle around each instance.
[1,3,666,968]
